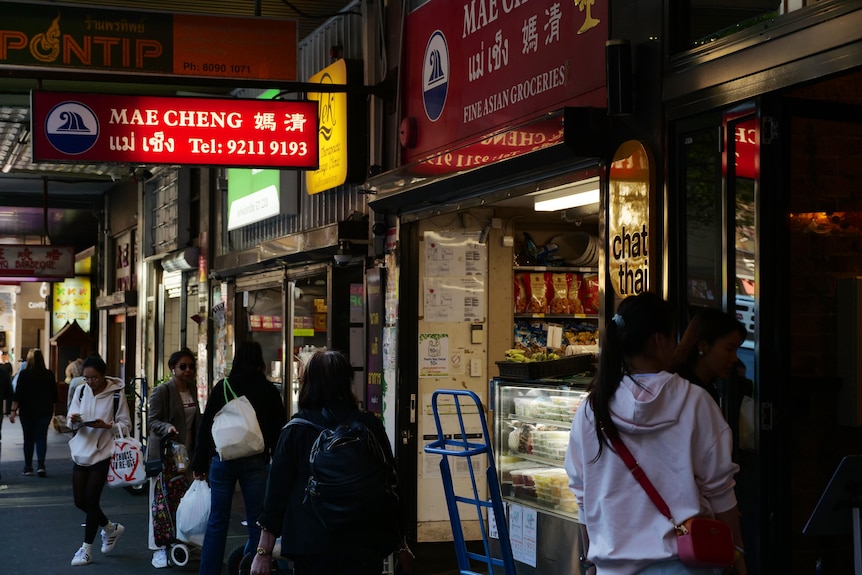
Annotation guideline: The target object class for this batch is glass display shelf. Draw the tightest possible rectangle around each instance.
[493,380,589,521]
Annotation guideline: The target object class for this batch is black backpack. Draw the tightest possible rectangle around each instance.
[288,411,401,555]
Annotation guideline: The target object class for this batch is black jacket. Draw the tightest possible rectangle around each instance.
[13,368,58,418]
[192,370,286,473]
[257,403,401,560]
[0,367,12,415]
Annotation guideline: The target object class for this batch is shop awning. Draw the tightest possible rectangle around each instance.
[366,108,613,221]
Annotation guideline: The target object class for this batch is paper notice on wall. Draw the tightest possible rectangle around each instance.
[509,503,538,567]
[419,333,449,377]
[424,230,485,277]
[424,276,485,322]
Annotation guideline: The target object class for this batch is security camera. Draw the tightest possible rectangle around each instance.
[333,253,352,267]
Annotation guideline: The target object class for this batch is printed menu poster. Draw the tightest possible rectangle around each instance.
[424,230,485,276]
[424,276,485,322]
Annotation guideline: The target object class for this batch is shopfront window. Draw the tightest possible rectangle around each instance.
[683,127,722,310]
[678,107,759,391]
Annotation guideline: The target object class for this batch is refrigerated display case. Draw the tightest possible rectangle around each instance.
[490,377,591,574]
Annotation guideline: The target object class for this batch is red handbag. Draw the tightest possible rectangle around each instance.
[675,516,734,567]
[604,429,735,568]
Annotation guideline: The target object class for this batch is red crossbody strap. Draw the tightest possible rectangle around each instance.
[604,430,674,522]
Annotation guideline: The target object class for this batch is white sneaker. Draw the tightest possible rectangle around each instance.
[71,546,92,566]
[151,548,169,569]
[100,523,125,554]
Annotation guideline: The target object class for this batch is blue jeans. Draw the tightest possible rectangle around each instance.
[20,414,52,470]
[636,559,720,574]
[198,455,267,575]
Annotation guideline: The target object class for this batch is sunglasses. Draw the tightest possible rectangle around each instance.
[177,363,196,371]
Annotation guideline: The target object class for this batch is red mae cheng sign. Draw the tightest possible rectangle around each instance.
[402,0,607,162]
[31,92,319,169]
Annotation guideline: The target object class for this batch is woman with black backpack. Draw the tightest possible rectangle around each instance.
[251,349,413,575]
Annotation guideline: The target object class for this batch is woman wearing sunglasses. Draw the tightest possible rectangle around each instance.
[146,348,202,568]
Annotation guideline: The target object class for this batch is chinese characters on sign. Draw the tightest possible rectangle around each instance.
[0,245,75,280]
[31,92,319,168]
[403,0,607,161]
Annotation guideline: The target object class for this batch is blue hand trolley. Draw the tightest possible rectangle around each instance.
[423,389,516,575]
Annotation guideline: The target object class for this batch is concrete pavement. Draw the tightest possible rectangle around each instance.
[0,417,250,575]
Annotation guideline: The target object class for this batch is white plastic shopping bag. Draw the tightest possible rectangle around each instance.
[106,429,147,488]
[176,479,211,546]
[211,378,264,461]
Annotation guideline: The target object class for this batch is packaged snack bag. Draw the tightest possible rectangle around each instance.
[526,273,549,314]
[549,273,570,314]
[580,273,599,314]
[514,273,528,313]
[566,273,584,314]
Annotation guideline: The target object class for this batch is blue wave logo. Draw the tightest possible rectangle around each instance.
[422,31,448,122]
[45,101,99,155]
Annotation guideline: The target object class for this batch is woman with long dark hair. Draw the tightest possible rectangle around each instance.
[250,349,411,575]
[66,355,130,566]
[192,341,286,575]
[147,348,201,568]
[9,348,58,477]
[564,293,747,575]
[671,308,747,406]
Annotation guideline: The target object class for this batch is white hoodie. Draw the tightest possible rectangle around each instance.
[67,376,131,466]
[564,372,739,575]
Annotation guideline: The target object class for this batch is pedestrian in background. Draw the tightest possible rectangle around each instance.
[671,308,746,407]
[147,348,201,569]
[66,355,130,567]
[0,349,12,377]
[0,360,13,482]
[66,358,86,411]
[564,293,747,575]
[193,341,286,575]
[9,348,58,477]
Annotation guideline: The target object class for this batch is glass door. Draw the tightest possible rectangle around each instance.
[672,104,762,572]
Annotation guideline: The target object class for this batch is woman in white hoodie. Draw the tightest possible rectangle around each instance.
[565,293,747,575]
[66,355,131,567]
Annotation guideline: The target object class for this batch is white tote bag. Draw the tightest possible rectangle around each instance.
[176,479,211,546]
[107,428,147,488]
[211,378,265,461]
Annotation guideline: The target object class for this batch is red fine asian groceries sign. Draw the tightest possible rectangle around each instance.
[0,245,76,280]
[402,0,608,162]
[31,91,319,169]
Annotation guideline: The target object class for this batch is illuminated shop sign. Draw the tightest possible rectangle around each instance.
[53,277,92,334]
[402,0,607,162]
[0,244,75,280]
[306,59,367,195]
[307,59,349,195]
[227,168,298,231]
[31,91,319,168]
[608,141,652,297]
[0,3,297,82]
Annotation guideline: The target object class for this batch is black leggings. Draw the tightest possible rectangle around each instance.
[73,459,111,544]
